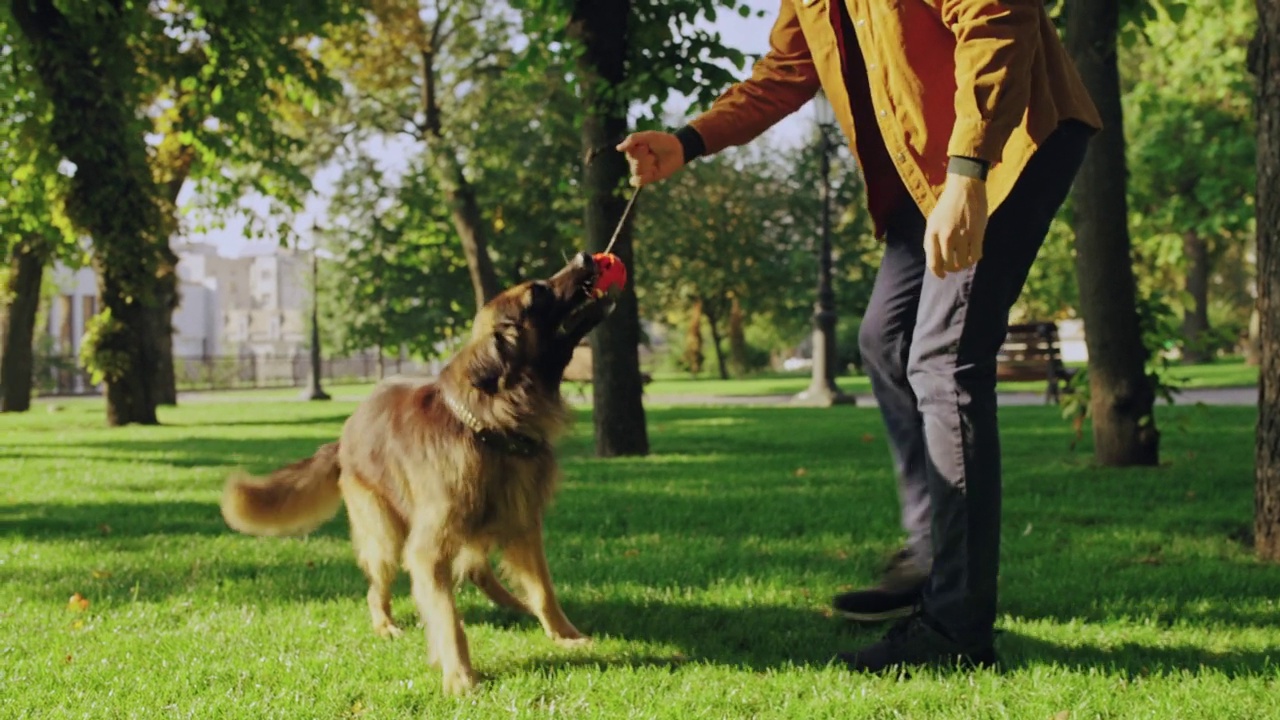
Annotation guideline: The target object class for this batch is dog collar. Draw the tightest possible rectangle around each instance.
[443,392,546,457]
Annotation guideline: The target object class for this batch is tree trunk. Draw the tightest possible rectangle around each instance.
[704,305,728,380]
[573,0,649,457]
[152,155,192,407]
[12,0,165,426]
[437,150,502,309]
[151,246,179,406]
[1249,10,1280,562]
[728,294,747,376]
[684,300,704,376]
[1065,0,1159,466]
[1,237,47,412]
[1181,230,1212,364]
[418,49,501,310]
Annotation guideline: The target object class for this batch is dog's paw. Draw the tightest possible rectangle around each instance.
[442,668,479,696]
[552,632,592,649]
[374,621,404,640]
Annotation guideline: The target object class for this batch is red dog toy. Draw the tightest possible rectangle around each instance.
[592,252,627,298]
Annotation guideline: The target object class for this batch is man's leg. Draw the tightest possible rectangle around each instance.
[832,206,932,622]
[839,121,1092,671]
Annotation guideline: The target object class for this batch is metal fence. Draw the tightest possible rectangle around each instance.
[31,352,438,397]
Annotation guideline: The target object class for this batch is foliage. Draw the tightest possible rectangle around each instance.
[77,308,129,386]
[634,125,875,377]
[1122,0,1257,354]
[317,157,472,360]
[508,0,760,122]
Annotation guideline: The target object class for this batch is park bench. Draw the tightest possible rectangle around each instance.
[561,341,652,398]
[996,321,1077,404]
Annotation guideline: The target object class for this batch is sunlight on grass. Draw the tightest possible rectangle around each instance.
[2,398,1277,718]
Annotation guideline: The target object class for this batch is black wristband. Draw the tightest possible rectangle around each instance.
[674,125,707,164]
[947,155,990,180]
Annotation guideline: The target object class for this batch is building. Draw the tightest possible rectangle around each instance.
[172,241,308,359]
[40,241,312,382]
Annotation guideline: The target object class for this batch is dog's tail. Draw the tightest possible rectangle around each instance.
[220,442,344,537]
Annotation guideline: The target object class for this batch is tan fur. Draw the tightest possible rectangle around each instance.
[219,254,609,696]
[220,442,343,537]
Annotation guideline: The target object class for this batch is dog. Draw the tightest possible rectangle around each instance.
[219,252,616,695]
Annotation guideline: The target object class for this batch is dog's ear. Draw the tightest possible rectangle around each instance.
[467,321,520,394]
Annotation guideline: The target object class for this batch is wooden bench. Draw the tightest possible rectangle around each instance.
[996,322,1077,404]
[562,341,652,398]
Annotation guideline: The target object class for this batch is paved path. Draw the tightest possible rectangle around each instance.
[630,385,1258,408]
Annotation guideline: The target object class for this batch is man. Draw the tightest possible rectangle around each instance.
[617,0,1101,672]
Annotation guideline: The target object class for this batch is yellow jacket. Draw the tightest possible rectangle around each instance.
[686,0,1103,235]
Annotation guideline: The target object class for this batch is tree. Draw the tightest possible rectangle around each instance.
[0,16,78,412]
[317,156,472,362]
[9,0,173,426]
[510,0,759,455]
[1065,0,1160,466]
[8,0,351,425]
[1250,0,1280,562]
[1123,0,1256,363]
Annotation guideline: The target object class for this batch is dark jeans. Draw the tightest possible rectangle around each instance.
[857,121,1091,646]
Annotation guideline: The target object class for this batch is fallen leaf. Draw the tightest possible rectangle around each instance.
[861,433,876,443]
[1185,490,1196,500]
[67,593,90,612]
[91,570,112,580]
[99,524,112,535]
[1022,523,1033,537]
[306,561,315,569]
[624,549,640,558]
[65,654,73,664]
[1051,712,1069,720]
[71,619,85,630]
[794,467,808,477]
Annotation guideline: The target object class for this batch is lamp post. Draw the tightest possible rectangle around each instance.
[303,220,330,401]
[795,91,855,407]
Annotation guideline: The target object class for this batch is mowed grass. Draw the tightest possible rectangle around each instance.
[2,397,1278,719]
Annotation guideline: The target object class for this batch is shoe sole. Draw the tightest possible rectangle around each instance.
[834,604,918,623]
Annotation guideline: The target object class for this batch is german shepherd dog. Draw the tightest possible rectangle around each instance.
[220,252,614,695]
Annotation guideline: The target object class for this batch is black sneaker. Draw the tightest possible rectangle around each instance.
[830,548,927,623]
[834,614,998,674]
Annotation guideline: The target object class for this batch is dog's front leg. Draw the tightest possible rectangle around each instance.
[502,523,590,647]
[405,526,477,695]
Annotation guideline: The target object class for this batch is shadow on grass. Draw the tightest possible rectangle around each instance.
[995,630,1278,678]
[4,435,335,471]
[472,600,1277,679]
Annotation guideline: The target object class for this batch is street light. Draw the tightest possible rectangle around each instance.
[794,90,855,407]
[303,219,331,401]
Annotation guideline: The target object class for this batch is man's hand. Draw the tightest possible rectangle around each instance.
[924,173,989,278]
[616,131,685,187]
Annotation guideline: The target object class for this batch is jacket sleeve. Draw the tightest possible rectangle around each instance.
[934,0,1042,164]
[687,0,821,156]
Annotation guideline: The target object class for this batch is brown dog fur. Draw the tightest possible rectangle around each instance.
[220,253,612,695]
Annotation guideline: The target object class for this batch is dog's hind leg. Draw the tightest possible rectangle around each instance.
[341,474,407,639]
[455,544,528,613]
[500,523,590,647]
[468,560,531,615]
[405,522,477,696]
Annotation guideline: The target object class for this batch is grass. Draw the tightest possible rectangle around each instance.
[2,396,1278,719]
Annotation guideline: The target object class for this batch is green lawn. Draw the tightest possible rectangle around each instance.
[3,398,1277,718]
